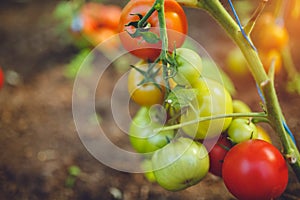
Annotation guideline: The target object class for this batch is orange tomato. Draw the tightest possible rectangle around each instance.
[259,49,282,74]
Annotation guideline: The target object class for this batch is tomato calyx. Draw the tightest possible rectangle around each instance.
[130,62,163,91]
[125,13,161,44]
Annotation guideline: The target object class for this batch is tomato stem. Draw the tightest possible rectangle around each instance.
[155,112,268,133]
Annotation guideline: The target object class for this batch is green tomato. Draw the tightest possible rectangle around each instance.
[152,137,209,191]
[226,48,249,76]
[141,159,156,183]
[129,107,174,154]
[181,77,233,139]
[227,118,258,143]
[173,48,202,85]
[232,100,251,113]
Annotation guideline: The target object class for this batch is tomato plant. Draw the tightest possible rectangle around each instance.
[222,139,288,200]
[152,137,209,191]
[128,62,165,106]
[118,0,187,61]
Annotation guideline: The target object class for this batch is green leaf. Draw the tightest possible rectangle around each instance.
[166,87,198,111]
[65,49,93,79]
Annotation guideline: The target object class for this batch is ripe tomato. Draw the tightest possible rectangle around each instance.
[0,68,4,89]
[80,2,121,33]
[204,134,232,177]
[259,49,282,74]
[129,107,174,154]
[128,62,165,106]
[152,137,209,191]
[222,140,288,200]
[172,48,202,85]
[252,13,289,51]
[118,0,187,60]
[181,77,233,139]
[227,118,258,143]
[84,27,119,49]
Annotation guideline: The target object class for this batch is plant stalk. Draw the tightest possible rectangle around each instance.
[176,0,300,180]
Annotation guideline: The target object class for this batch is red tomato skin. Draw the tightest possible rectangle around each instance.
[204,134,232,177]
[222,139,288,200]
[0,68,4,89]
[118,0,187,61]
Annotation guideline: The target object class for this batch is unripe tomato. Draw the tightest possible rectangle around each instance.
[181,77,233,139]
[0,68,4,89]
[128,63,165,106]
[259,49,282,74]
[227,118,258,143]
[129,107,174,154]
[118,0,187,61]
[256,125,272,144]
[141,159,156,182]
[226,48,249,76]
[222,140,288,200]
[232,100,251,113]
[172,48,202,85]
[152,137,209,191]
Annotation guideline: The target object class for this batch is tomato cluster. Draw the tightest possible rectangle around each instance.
[251,12,289,73]
[72,2,122,48]
[119,1,289,199]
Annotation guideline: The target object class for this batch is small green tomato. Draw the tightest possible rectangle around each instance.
[227,118,258,143]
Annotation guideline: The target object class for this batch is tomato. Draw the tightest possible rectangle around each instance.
[222,140,288,200]
[152,137,209,191]
[232,99,251,113]
[256,125,272,144]
[227,118,258,143]
[259,49,282,74]
[141,159,156,182]
[128,62,165,106]
[172,48,202,85]
[118,0,187,60]
[204,134,232,177]
[84,27,120,49]
[129,107,174,154]
[80,2,121,33]
[226,48,249,76]
[181,77,233,139]
[252,13,289,51]
[0,68,4,89]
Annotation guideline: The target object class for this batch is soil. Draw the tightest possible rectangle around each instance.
[0,1,300,200]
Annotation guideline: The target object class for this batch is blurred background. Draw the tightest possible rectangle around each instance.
[0,0,299,199]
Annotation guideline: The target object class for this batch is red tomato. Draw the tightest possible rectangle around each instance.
[80,2,121,33]
[0,68,4,89]
[118,0,187,61]
[222,140,288,200]
[204,134,232,177]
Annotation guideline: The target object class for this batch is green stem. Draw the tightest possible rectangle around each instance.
[156,112,268,132]
[176,0,300,181]
[156,0,171,93]
[138,6,157,28]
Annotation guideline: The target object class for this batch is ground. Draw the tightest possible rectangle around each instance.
[0,1,300,200]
